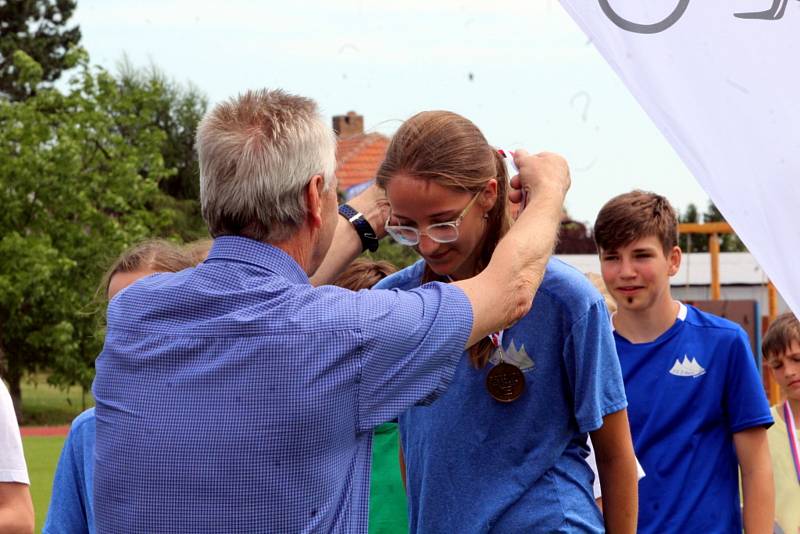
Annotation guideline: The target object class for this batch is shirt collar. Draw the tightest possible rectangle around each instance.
[610,301,687,332]
[205,236,310,285]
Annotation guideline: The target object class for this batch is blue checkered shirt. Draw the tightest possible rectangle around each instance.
[92,236,471,533]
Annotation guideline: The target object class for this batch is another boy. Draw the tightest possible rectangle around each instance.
[762,312,800,533]
[594,190,774,533]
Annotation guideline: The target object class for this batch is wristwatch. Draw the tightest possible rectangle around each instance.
[338,204,379,252]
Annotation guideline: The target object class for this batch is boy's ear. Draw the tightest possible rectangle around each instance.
[667,245,682,276]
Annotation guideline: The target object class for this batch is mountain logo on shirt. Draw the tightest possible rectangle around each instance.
[489,340,534,371]
[668,355,706,378]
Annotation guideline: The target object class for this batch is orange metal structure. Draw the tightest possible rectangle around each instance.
[678,222,781,403]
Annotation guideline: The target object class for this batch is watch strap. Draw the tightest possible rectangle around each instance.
[338,204,379,252]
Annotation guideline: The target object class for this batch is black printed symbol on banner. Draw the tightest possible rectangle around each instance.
[735,0,791,20]
[599,0,797,34]
[598,0,690,34]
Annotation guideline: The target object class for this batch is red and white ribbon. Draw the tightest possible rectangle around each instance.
[489,331,503,348]
[783,401,800,485]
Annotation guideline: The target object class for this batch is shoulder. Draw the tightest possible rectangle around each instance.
[682,304,748,341]
[683,304,741,330]
[69,408,96,436]
[534,259,607,323]
[373,260,426,291]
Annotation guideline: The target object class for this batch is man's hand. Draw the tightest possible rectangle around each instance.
[454,150,570,347]
[508,151,571,208]
[310,183,389,286]
[344,183,390,239]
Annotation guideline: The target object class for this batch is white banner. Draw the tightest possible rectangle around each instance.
[559,0,800,317]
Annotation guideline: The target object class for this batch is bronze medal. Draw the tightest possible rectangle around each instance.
[486,362,525,403]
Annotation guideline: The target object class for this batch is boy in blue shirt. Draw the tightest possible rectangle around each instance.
[594,190,774,533]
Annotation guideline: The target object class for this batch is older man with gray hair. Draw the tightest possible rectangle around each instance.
[93,89,570,533]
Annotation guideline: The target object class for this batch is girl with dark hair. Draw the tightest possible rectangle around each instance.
[374,111,638,533]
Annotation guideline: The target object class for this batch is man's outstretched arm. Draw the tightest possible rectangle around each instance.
[309,184,388,286]
[453,150,569,347]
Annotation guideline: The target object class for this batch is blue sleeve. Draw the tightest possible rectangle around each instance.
[725,328,773,433]
[563,300,628,433]
[355,282,473,431]
[43,411,94,534]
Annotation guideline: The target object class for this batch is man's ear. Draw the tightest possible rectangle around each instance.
[668,245,682,276]
[305,174,326,229]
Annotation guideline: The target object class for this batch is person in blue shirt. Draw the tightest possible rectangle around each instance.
[373,110,638,533]
[92,89,572,533]
[44,240,205,534]
[331,259,409,534]
[594,190,774,533]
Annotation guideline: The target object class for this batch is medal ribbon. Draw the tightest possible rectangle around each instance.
[489,331,503,348]
[783,400,800,485]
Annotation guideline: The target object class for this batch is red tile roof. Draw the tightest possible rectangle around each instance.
[336,133,390,190]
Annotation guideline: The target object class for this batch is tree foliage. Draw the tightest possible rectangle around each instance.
[0,0,82,100]
[679,201,747,253]
[0,49,188,419]
[362,239,420,270]
[116,58,208,205]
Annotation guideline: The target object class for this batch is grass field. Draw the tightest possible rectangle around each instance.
[20,374,94,426]
[13,374,89,533]
[23,435,65,534]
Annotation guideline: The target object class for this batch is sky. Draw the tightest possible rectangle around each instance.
[71,0,712,225]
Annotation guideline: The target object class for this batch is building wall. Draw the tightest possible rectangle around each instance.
[670,285,790,316]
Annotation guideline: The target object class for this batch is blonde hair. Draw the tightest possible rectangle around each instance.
[333,259,398,291]
[183,239,213,265]
[197,89,336,242]
[101,240,195,298]
[376,110,512,367]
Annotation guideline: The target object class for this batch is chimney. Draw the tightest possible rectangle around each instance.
[332,111,364,137]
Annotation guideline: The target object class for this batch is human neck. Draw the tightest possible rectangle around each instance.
[613,297,680,344]
[272,233,314,275]
[448,259,479,282]
[446,233,488,282]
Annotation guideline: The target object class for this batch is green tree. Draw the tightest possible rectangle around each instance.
[703,201,747,252]
[679,200,747,253]
[363,239,419,270]
[114,59,209,240]
[0,50,183,419]
[116,59,208,202]
[0,0,82,100]
[679,202,707,252]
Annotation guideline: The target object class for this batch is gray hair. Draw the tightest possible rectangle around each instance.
[197,89,337,242]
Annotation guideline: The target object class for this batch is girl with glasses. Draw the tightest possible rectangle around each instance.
[373,111,638,533]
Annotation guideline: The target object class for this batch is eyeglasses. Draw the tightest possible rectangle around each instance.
[385,192,481,246]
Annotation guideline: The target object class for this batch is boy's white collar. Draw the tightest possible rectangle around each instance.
[676,301,688,321]
[611,301,687,332]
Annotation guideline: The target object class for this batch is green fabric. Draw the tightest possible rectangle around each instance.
[369,422,409,534]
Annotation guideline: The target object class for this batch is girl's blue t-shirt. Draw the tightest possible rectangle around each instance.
[44,407,96,534]
[374,258,627,533]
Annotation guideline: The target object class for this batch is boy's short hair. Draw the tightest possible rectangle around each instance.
[333,259,398,291]
[594,190,679,254]
[762,312,800,364]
